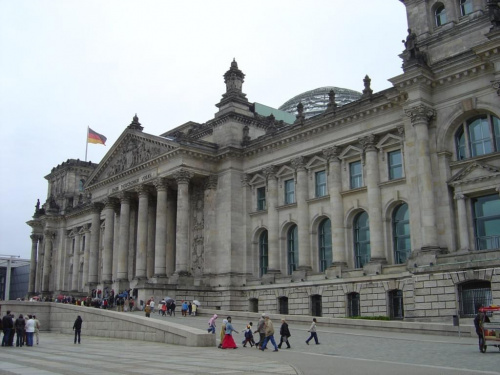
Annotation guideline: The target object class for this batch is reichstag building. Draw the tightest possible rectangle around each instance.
[28,0,500,321]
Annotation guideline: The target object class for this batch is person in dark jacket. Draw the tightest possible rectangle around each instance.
[278,318,291,349]
[73,315,83,344]
[14,314,26,347]
[2,311,14,347]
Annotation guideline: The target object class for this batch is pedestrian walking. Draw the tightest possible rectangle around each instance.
[33,315,40,345]
[144,304,151,318]
[208,314,217,334]
[242,322,255,347]
[260,314,279,352]
[305,318,320,345]
[474,305,490,351]
[181,301,188,316]
[149,298,155,314]
[278,318,291,349]
[254,313,266,349]
[221,316,239,349]
[218,319,227,348]
[73,315,83,344]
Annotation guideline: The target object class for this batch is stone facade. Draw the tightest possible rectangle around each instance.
[28,1,500,322]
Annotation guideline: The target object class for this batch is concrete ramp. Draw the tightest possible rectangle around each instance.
[0,301,215,347]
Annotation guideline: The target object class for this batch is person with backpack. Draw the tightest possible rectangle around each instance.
[242,322,255,347]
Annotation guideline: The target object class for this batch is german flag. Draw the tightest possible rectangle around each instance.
[88,127,107,145]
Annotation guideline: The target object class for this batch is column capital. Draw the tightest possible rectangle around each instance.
[404,104,436,125]
[291,156,307,171]
[205,175,218,190]
[91,202,104,213]
[454,193,466,200]
[322,146,341,161]
[359,134,378,152]
[118,191,132,203]
[172,168,193,184]
[241,173,251,187]
[153,177,169,191]
[263,165,277,180]
[103,197,119,210]
[30,234,42,242]
[43,229,56,239]
[135,184,152,196]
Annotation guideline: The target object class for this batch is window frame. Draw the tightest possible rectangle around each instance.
[354,211,370,268]
[459,0,473,17]
[388,149,403,180]
[472,194,500,251]
[256,186,266,211]
[347,292,360,317]
[319,218,332,272]
[287,225,298,275]
[315,170,327,197]
[259,231,268,277]
[389,289,404,320]
[349,160,363,189]
[284,178,295,205]
[393,203,411,264]
[435,4,447,27]
[455,114,500,160]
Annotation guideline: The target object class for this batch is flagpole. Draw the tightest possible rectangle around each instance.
[85,126,89,162]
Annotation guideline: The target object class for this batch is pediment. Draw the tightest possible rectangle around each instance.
[250,174,266,186]
[339,145,362,160]
[306,156,327,169]
[277,165,294,178]
[376,133,402,149]
[448,161,500,186]
[87,130,178,187]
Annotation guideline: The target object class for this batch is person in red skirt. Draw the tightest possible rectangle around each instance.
[221,316,239,349]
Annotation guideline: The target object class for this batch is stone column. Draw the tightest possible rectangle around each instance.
[112,210,120,281]
[35,237,44,293]
[153,178,168,278]
[147,198,156,279]
[166,191,176,276]
[88,203,103,287]
[203,175,218,275]
[360,135,385,262]
[135,185,150,279]
[455,193,470,251]
[263,166,280,273]
[323,147,347,266]
[28,235,40,294]
[71,233,81,291]
[102,199,117,284]
[117,193,131,281]
[81,225,90,290]
[173,169,193,275]
[405,105,438,249]
[42,230,55,293]
[292,156,311,271]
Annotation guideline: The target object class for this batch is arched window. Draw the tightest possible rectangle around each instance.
[393,204,411,264]
[435,4,447,26]
[259,231,268,277]
[455,114,500,160]
[473,194,500,250]
[319,218,332,272]
[389,289,404,319]
[354,212,370,268]
[279,296,289,315]
[287,225,298,275]
[458,281,492,317]
[347,292,360,317]
[459,0,473,16]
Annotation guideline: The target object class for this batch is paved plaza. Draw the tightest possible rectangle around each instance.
[1,311,499,375]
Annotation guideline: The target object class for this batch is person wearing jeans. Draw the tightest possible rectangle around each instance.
[305,318,320,345]
[25,315,35,347]
[260,315,279,352]
[73,315,83,344]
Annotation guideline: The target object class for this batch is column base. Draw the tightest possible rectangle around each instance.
[407,246,447,271]
[326,262,347,279]
[169,272,193,286]
[363,260,385,276]
[291,267,311,282]
[261,270,281,284]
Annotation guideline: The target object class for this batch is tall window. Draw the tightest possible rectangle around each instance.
[347,292,360,317]
[388,150,403,180]
[458,281,492,317]
[311,295,322,317]
[315,170,327,197]
[350,161,363,189]
[459,0,473,16]
[249,298,259,313]
[455,115,500,160]
[287,225,298,275]
[393,204,411,264]
[257,186,266,211]
[389,290,404,319]
[435,4,447,26]
[284,179,295,204]
[259,231,268,277]
[354,212,370,268]
[473,195,500,250]
[319,219,332,272]
[79,179,85,192]
[81,236,86,254]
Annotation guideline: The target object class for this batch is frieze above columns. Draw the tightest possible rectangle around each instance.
[404,104,436,125]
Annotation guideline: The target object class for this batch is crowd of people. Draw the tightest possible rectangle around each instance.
[1,310,40,347]
[210,313,319,351]
[144,298,200,318]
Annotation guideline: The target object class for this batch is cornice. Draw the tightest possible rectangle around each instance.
[244,92,406,158]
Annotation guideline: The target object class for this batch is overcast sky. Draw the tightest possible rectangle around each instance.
[0,1,408,260]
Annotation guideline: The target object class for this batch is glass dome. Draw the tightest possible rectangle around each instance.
[278,86,362,119]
